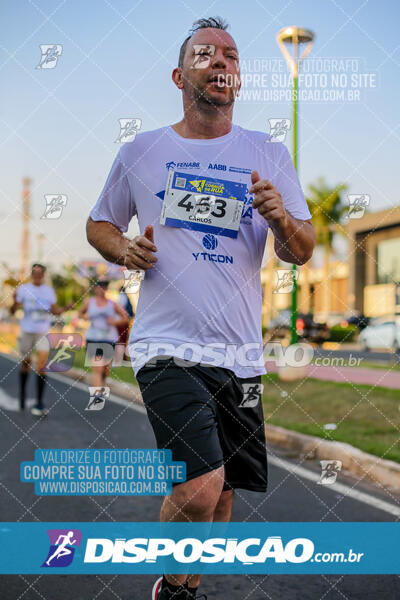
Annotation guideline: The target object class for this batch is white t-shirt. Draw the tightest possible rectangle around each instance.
[85,297,119,342]
[16,283,56,334]
[89,124,311,378]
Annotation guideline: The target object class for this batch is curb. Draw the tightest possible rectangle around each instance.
[266,424,400,491]
[67,367,143,405]
[64,367,400,491]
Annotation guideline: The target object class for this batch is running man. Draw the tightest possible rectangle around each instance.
[86,17,315,600]
[78,278,129,390]
[10,263,72,416]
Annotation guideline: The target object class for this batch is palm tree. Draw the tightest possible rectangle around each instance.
[306,177,348,317]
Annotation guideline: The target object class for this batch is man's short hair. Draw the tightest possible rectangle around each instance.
[178,16,229,68]
[31,263,46,272]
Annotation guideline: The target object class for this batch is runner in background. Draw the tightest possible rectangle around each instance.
[10,263,73,416]
[78,279,129,391]
[115,284,135,363]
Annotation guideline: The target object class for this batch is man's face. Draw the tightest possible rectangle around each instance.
[181,28,241,106]
[31,266,45,284]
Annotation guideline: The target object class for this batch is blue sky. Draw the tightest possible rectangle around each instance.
[1,0,399,268]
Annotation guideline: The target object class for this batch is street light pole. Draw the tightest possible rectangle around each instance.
[276,26,314,345]
[291,73,298,344]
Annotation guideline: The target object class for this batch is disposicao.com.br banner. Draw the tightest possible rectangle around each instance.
[0,522,398,575]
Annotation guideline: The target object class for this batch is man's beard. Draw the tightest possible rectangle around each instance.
[187,78,235,107]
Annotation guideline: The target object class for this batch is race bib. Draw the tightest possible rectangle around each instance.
[160,171,247,238]
[31,309,48,322]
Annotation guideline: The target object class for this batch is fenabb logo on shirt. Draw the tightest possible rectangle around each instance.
[166,161,200,170]
[192,234,233,265]
[165,161,226,171]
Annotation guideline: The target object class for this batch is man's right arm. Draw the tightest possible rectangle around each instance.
[86,218,158,271]
[9,289,21,315]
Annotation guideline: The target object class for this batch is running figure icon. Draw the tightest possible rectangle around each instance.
[45,531,77,566]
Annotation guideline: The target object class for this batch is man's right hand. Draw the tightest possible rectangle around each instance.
[124,225,158,270]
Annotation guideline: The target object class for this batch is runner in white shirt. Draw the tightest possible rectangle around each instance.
[10,263,72,416]
[87,16,316,600]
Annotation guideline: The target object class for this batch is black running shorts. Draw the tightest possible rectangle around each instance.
[136,356,268,492]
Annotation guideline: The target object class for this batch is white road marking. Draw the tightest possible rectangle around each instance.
[268,453,400,517]
[0,388,36,411]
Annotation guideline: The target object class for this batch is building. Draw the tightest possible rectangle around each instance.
[346,207,400,318]
[260,234,349,326]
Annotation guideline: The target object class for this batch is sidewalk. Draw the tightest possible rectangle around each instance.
[266,362,400,389]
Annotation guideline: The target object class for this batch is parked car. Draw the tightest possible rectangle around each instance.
[344,313,370,330]
[267,310,329,345]
[358,317,400,352]
[296,313,330,345]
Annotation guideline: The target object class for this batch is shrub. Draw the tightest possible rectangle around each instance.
[328,324,357,343]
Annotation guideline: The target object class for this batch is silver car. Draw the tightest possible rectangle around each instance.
[358,317,400,353]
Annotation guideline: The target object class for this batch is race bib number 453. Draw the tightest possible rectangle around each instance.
[160,171,247,238]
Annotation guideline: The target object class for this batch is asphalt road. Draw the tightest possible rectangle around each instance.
[0,353,399,600]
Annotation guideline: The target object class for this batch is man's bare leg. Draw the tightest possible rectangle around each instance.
[91,365,104,388]
[213,488,234,522]
[161,466,225,588]
[186,488,234,590]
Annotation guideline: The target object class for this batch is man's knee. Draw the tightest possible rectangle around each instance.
[171,467,225,518]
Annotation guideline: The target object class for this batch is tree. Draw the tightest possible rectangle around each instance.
[306,177,348,316]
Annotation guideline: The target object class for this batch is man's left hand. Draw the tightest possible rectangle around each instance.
[250,170,287,229]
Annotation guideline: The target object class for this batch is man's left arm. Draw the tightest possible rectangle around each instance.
[250,170,316,265]
[50,303,74,315]
[50,288,74,315]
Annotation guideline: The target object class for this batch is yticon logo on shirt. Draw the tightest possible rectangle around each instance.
[42,529,82,567]
[172,171,247,201]
[192,234,233,265]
